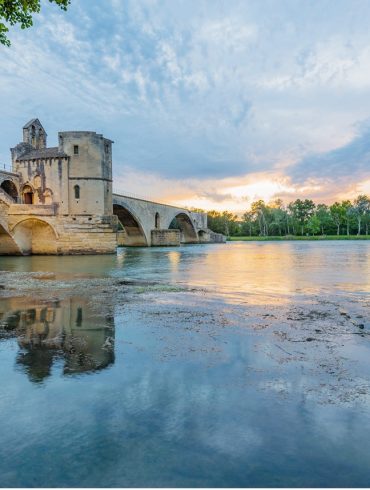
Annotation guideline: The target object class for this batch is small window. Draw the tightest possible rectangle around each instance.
[74,185,80,199]
[105,144,109,154]
[74,145,79,155]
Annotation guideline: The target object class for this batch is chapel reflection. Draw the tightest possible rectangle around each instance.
[0,297,115,383]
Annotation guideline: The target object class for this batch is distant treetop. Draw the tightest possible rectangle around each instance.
[0,0,70,47]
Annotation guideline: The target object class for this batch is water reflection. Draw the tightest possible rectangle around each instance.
[1,243,370,486]
[0,297,114,382]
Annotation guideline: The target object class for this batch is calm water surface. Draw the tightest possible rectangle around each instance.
[0,241,370,487]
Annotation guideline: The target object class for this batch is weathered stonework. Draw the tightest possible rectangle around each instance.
[209,231,227,243]
[1,119,117,255]
[151,229,181,246]
[0,118,225,255]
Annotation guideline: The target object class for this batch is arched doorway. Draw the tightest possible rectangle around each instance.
[22,185,34,205]
[0,180,18,201]
[12,219,57,255]
[155,212,160,229]
[169,213,198,243]
[113,204,148,246]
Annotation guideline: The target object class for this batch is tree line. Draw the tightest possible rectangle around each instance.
[192,195,370,237]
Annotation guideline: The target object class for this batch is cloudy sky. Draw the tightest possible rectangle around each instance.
[1,0,370,212]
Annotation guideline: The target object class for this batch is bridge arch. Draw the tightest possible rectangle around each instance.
[11,218,58,255]
[0,222,21,255]
[169,212,198,243]
[0,179,18,201]
[113,204,148,246]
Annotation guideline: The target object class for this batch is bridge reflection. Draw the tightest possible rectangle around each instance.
[0,297,115,383]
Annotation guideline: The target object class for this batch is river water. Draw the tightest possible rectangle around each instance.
[0,241,370,487]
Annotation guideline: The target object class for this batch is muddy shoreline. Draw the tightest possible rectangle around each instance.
[1,268,370,406]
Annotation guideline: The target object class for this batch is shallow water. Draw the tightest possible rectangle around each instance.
[0,241,370,487]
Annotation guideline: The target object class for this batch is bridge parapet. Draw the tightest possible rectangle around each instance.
[0,170,20,185]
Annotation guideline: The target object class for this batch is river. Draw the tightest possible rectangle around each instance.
[0,241,370,487]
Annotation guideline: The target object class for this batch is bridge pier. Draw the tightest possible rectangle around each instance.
[151,229,181,246]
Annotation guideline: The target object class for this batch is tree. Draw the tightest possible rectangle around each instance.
[207,210,238,236]
[0,0,70,46]
[286,203,297,235]
[307,214,321,236]
[242,210,254,236]
[250,200,268,236]
[330,202,346,235]
[352,195,370,235]
[289,199,315,235]
[342,200,353,236]
[221,211,238,236]
[269,199,287,236]
[315,204,332,235]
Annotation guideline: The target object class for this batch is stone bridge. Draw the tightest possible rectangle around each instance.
[113,193,210,246]
[0,169,223,255]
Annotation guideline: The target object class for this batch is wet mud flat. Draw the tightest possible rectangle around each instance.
[1,269,370,407]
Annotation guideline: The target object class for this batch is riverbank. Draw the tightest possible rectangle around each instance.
[228,234,370,241]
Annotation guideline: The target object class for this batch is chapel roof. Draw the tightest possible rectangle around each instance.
[17,147,67,161]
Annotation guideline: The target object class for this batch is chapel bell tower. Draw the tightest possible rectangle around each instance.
[22,118,47,149]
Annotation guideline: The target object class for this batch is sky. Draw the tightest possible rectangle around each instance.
[1,0,370,213]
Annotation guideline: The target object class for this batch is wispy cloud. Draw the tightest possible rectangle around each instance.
[0,0,370,209]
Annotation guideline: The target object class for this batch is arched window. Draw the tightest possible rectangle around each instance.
[155,212,160,229]
[74,185,80,199]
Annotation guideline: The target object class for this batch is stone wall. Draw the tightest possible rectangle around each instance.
[209,231,227,243]
[52,214,118,255]
[151,229,181,246]
[13,157,69,212]
[61,131,113,216]
[5,205,118,255]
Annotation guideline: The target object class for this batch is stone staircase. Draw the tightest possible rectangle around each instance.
[0,187,16,206]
